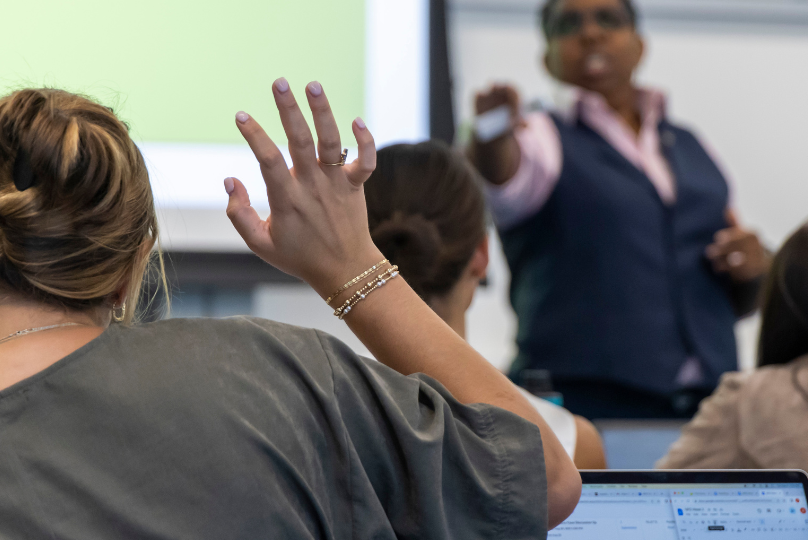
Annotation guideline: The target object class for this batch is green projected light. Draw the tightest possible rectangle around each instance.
[0,0,365,145]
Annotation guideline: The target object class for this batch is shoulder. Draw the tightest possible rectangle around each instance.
[659,119,719,158]
[737,360,808,410]
[692,370,749,419]
[703,370,752,411]
[119,316,322,350]
[105,317,340,376]
[736,359,808,467]
[716,369,752,391]
[740,363,799,397]
[519,110,563,139]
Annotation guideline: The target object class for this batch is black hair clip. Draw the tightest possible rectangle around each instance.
[12,148,36,191]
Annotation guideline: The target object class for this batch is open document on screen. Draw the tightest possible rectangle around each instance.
[551,483,808,539]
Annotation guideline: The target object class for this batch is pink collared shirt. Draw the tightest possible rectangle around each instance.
[486,87,733,387]
[486,87,730,231]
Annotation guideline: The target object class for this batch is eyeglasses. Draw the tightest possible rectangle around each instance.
[546,8,633,38]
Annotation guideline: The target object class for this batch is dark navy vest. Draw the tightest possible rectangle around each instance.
[501,115,737,395]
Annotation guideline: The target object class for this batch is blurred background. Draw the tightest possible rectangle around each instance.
[4,0,807,466]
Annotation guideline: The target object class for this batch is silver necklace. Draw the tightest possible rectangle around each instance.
[0,322,84,345]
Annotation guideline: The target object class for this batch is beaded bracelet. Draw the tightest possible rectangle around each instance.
[334,266,400,319]
[333,266,399,319]
[325,259,388,306]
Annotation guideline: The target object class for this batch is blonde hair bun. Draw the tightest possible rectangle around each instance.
[0,88,164,323]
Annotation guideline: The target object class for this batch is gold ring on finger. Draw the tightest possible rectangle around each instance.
[319,148,348,167]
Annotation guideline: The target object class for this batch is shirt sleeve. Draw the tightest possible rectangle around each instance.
[485,112,564,231]
[316,330,548,540]
[655,372,748,470]
[519,388,576,460]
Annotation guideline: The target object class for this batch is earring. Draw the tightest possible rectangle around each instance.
[112,301,126,323]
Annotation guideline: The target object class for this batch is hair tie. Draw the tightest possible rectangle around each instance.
[12,148,36,191]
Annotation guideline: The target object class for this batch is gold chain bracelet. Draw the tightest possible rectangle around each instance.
[325,259,388,306]
[334,266,400,319]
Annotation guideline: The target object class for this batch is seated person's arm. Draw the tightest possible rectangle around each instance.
[573,416,607,470]
[225,79,581,529]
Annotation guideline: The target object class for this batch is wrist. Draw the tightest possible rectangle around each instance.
[308,246,387,301]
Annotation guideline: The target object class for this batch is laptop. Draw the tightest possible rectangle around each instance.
[552,470,808,539]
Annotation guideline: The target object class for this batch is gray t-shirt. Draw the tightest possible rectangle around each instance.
[0,317,547,539]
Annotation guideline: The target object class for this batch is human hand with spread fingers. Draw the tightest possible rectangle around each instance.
[224,78,382,298]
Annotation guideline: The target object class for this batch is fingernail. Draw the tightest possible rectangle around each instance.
[307,81,322,97]
[236,111,250,124]
[355,117,366,130]
[224,177,235,194]
[274,77,290,93]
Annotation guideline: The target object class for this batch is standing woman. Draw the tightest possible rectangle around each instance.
[470,0,769,419]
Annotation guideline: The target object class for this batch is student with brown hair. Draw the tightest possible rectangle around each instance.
[0,85,581,538]
[656,222,808,470]
[365,140,607,469]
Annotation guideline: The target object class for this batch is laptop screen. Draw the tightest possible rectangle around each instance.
[553,472,808,539]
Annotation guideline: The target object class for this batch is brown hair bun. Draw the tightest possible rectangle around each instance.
[365,141,487,301]
[371,212,443,298]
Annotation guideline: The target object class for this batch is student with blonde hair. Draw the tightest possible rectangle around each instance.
[0,85,580,537]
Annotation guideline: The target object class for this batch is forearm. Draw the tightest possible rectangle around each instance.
[469,134,521,186]
[342,266,580,526]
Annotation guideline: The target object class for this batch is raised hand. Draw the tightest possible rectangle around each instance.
[469,84,524,185]
[225,78,383,297]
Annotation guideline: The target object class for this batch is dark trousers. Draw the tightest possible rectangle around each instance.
[552,379,714,421]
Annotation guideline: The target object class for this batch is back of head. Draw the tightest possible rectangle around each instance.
[364,141,486,301]
[757,222,808,367]
[0,88,160,323]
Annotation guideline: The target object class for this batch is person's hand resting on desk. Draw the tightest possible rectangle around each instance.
[223,78,582,529]
[706,209,770,283]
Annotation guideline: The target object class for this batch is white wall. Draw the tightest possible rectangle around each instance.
[447,9,808,370]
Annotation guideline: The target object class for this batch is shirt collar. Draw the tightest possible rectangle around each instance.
[554,84,668,126]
